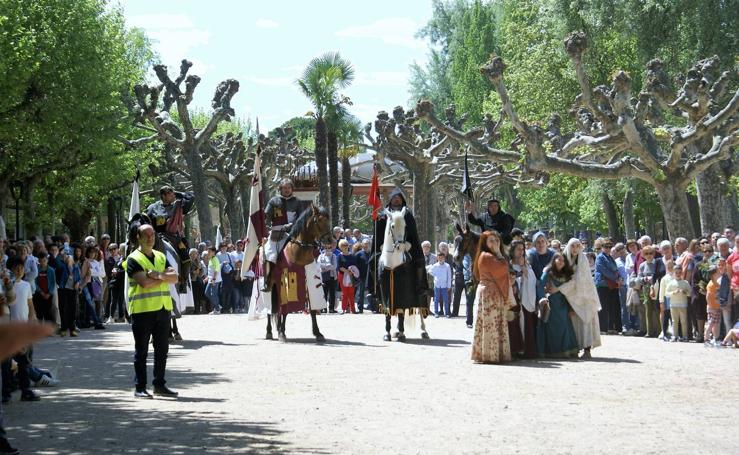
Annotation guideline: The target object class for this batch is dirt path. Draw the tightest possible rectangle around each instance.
[4,312,737,454]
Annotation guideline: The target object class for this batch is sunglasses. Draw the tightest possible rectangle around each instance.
[700,241,709,244]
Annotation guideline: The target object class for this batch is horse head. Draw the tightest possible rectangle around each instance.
[304,203,332,245]
[453,222,479,263]
[127,213,153,252]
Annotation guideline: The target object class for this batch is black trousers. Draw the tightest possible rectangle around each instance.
[452,278,464,317]
[597,286,621,332]
[465,284,476,326]
[131,308,170,390]
[33,294,54,322]
[323,278,337,311]
[58,288,77,331]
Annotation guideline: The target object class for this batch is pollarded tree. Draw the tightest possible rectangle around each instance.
[417,31,738,240]
[131,60,239,240]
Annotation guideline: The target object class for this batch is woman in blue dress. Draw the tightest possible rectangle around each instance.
[536,253,579,358]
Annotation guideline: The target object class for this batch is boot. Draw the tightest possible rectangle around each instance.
[261,261,274,292]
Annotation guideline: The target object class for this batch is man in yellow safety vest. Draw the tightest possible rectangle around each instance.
[125,223,179,399]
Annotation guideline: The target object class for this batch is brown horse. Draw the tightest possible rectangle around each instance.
[266,203,332,342]
[453,222,480,263]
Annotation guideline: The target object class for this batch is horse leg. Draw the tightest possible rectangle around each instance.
[311,310,325,342]
[278,314,287,343]
[383,314,392,341]
[420,313,430,339]
[266,314,273,340]
[396,313,406,341]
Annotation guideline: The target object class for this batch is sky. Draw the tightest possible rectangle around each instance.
[120,0,434,133]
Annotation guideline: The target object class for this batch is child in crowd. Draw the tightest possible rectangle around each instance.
[2,256,40,402]
[318,242,338,313]
[721,320,739,348]
[426,252,452,318]
[665,267,691,341]
[338,239,358,314]
[704,265,722,345]
[657,260,675,340]
[33,253,56,323]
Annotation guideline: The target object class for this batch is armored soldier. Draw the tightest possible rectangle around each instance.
[262,179,305,291]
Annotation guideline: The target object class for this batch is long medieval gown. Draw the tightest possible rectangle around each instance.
[471,252,514,364]
[536,271,579,358]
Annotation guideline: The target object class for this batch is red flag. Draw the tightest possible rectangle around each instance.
[368,167,382,220]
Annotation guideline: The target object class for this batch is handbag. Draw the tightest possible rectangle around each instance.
[605,278,620,290]
[91,278,103,300]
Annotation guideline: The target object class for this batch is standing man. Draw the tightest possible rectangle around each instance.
[262,179,304,291]
[464,199,515,244]
[146,186,195,292]
[125,224,179,399]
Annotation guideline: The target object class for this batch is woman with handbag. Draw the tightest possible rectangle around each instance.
[536,253,579,359]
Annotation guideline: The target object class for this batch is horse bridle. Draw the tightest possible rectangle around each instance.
[288,211,331,249]
[384,217,407,253]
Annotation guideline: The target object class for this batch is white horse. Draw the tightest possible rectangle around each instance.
[379,207,429,340]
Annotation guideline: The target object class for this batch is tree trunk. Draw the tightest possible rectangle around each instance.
[601,189,622,241]
[695,163,725,235]
[22,176,40,239]
[622,183,636,240]
[223,185,243,240]
[327,130,340,227]
[340,155,352,228]
[106,198,116,239]
[314,117,329,210]
[183,146,213,243]
[412,164,433,243]
[654,181,695,240]
[62,209,94,241]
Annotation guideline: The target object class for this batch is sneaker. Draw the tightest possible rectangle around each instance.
[153,385,178,398]
[0,437,20,455]
[20,390,40,401]
[208,310,220,315]
[467,323,473,329]
[70,330,79,337]
[134,389,153,399]
[34,375,60,387]
[174,333,183,341]
[94,324,106,330]
[106,317,115,324]
[58,329,67,337]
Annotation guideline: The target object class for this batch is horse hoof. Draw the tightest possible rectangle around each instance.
[392,331,400,339]
[383,334,391,342]
[397,333,407,342]
[266,332,273,340]
[278,333,287,343]
[421,332,430,339]
[315,333,325,343]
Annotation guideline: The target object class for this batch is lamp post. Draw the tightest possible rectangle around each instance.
[9,180,23,241]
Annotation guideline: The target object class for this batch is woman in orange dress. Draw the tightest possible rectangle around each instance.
[471,230,515,364]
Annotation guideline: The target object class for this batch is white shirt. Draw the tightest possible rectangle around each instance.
[91,258,105,279]
[9,280,32,321]
[230,251,244,263]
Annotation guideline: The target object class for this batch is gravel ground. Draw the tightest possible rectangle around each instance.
[4,309,738,454]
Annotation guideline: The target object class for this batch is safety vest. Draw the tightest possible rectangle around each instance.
[123,249,173,314]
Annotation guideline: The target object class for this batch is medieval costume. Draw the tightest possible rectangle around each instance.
[467,199,515,244]
[146,190,194,293]
[560,239,602,352]
[369,188,430,340]
[511,260,538,359]
[471,252,514,363]
[536,269,579,358]
[262,190,305,290]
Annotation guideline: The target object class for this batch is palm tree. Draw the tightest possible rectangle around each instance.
[337,115,363,228]
[297,52,354,220]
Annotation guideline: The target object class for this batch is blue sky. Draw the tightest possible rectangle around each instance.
[120,0,434,132]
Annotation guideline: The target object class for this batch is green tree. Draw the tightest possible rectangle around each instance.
[0,0,153,237]
[297,52,354,224]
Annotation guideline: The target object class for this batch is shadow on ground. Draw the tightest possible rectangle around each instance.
[7,324,329,454]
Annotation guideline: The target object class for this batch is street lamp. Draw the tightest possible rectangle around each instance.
[9,180,23,241]
[112,196,123,243]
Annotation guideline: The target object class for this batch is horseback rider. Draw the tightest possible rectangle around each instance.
[370,187,430,341]
[262,178,305,291]
[464,199,515,245]
[146,186,194,292]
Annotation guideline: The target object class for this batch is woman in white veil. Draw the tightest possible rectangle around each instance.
[558,238,601,358]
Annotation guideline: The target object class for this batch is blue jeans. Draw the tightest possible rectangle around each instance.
[82,287,102,325]
[205,282,221,311]
[434,287,450,316]
[354,278,367,312]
